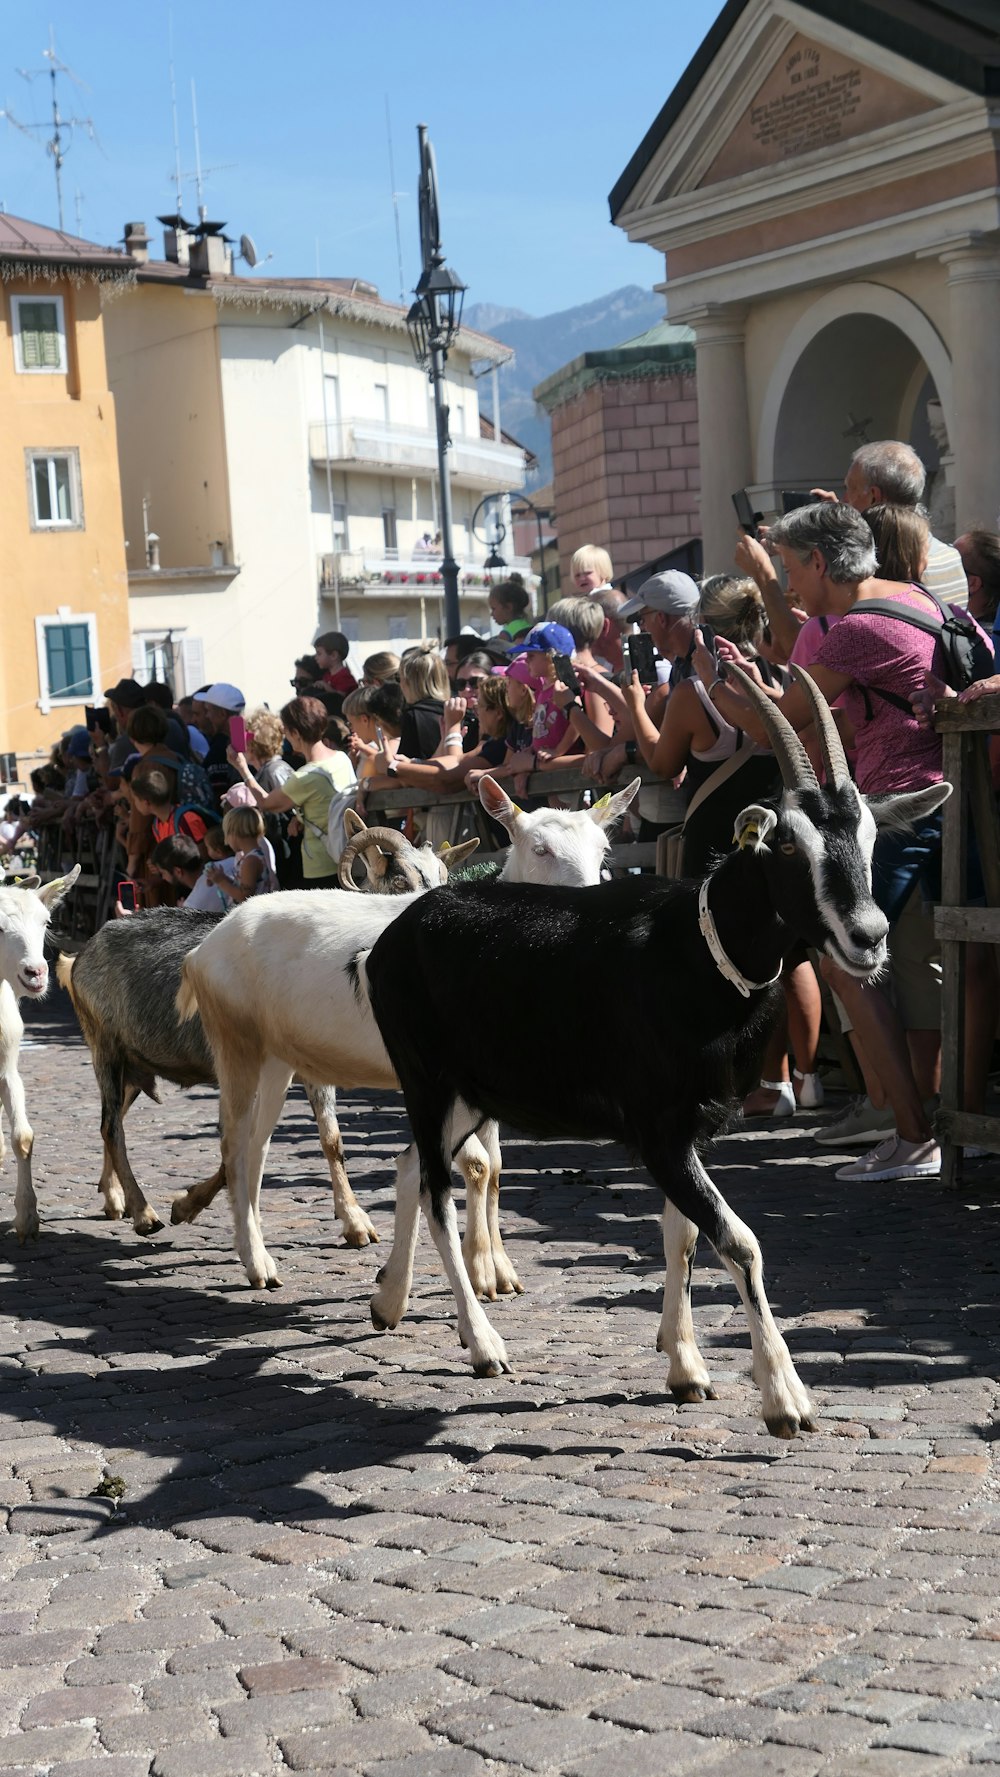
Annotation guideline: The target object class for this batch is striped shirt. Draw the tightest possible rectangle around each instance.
[922,535,968,609]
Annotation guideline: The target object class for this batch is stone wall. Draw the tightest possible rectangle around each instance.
[549,370,700,583]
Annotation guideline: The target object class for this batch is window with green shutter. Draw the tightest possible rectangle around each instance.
[12,294,66,374]
[44,624,93,699]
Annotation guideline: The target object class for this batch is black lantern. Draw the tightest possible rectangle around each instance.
[484,541,507,572]
[406,299,431,369]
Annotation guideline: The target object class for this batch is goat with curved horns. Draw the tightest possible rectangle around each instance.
[363,668,952,1438]
[58,811,477,1248]
[177,776,640,1293]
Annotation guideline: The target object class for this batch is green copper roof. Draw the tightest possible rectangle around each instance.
[533,317,695,411]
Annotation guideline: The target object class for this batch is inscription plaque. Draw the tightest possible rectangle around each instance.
[697,32,935,187]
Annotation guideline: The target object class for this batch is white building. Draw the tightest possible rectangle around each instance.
[103,218,529,707]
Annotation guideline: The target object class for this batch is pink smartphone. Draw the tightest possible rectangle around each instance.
[228,715,248,752]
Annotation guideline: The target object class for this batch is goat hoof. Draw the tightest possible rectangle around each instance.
[16,1219,40,1245]
[265,1275,283,1291]
[473,1357,513,1378]
[670,1383,716,1405]
[496,1275,523,1297]
[370,1306,390,1331]
[343,1229,378,1248]
[170,1197,195,1225]
[764,1414,802,1440]
[134,1215,164,1238]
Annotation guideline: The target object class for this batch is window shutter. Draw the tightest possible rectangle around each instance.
[131,635,148,677]
[19,302,60,369]
[178,636,205,698]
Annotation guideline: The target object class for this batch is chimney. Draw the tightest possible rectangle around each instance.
[123,221,150,263]
[159,214,193,266]
[189,222,233,278]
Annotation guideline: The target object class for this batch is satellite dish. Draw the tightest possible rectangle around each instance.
[239,233,257,268]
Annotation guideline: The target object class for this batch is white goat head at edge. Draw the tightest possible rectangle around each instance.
[0,865,81,1000]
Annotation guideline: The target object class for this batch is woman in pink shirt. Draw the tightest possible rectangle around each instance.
[699,500,991,1185]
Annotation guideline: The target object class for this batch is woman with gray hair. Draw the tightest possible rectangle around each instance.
[695,499,994,1184]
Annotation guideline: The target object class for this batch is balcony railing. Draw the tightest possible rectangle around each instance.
[319,549,534,594]
[309,417,526,490]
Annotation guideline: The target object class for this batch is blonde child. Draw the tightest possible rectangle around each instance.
[206,806,278,903]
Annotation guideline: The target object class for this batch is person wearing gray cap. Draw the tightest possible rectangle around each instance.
[618,570,701,690]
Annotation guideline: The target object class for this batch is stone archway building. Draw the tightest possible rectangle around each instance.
[611,0,1000,569]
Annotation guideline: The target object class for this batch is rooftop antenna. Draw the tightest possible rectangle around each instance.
[191,78,206,222]
[182,78,234,221]
[3,27,99,231]
[384,95,407,307]
[168,11,183,214]
[74,186,83,234]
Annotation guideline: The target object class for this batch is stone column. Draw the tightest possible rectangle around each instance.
[687,304,752,572]
[943,238,1000,534]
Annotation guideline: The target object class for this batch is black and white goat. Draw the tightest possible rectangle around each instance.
[363,667,951,1438]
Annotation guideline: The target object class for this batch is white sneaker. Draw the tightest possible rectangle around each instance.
[835,1135,941,1182]
[815,1096,894,1148]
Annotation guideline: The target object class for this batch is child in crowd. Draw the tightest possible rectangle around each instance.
[314,631,358,696]
[342,686,400,785]
[571,543,614,596]
[129,764,211,853]
[150,834,235,910]
[509,623,582,766]
[205,807,278,903]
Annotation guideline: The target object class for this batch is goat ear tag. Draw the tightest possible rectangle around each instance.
[734,806,777,852]
[593,794,610,811]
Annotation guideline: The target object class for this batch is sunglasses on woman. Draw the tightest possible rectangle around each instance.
[455,675,484,691]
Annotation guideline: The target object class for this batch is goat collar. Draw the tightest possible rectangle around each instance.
[697,877,782,1000]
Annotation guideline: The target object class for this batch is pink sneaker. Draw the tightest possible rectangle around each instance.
[835,1135,940,1182]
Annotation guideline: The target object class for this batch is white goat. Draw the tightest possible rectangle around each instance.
[177,776,639,1292]
[0,865,80,1240]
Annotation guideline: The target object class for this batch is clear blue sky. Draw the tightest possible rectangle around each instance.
[2,1,724,317]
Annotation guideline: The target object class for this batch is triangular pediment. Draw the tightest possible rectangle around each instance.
[696,31,936,189]
[613,0,976,223]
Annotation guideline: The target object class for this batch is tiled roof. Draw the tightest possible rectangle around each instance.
[0,213,132,271]
[136,259,513,364]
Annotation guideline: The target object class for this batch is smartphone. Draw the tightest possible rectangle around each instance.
[780,489,810,515]
[698,618,727,683]
[732,488,757,535]
[626,633,658,688]
[116,879,139,913]
[228,715,248,753]
[84,705,111,735]
[553,653,581,696]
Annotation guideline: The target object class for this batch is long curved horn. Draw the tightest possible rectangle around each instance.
[338,825,419,891]
[789,664,850,789]
[726,662,819,792]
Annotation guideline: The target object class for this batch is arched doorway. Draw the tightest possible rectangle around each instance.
[757,284,954,500]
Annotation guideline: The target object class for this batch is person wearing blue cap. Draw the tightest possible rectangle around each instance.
[506,623,582,765]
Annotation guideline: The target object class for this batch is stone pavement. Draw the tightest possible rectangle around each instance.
[2,990,1000,1777]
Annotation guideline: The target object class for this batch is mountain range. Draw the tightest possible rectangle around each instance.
[467,285,665,487]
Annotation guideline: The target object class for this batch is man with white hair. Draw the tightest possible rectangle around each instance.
[814,440,968,607]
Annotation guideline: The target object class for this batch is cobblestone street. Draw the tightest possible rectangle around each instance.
[2,989,1000,1776]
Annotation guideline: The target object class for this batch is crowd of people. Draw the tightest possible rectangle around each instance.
[4,439,998,1182]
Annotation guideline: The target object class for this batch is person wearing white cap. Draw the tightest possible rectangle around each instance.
[192,683,245,798]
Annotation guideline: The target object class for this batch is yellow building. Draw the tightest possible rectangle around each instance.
[0,215,134,765]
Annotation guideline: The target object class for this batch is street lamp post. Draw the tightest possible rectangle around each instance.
[472,490,551,617]
[405,124,466,642]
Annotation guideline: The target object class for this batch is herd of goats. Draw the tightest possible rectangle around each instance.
[0,669,951,1439]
